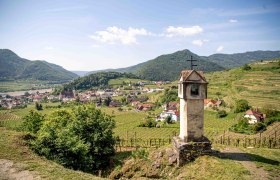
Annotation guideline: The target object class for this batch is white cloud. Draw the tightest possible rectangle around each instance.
[44,46,54,50]
[192,39,209,46]
[216,45,224,52]
[166,26,203,37]
[89,26,150,45]
[90,44,100,48]
[229,19,238,23]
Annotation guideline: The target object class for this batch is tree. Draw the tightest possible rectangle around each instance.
[24,92,30,96]
[104,97,112,106]
[242,64,251,71]
[216,110,227,118]
[32,105,116,172]
[22,110,45,134]
[161,89,179,104]
[120,97,127,105]
[35,102,43,110]
[253,122,266,132]
[165,116,172,124]
[234,99,250,113]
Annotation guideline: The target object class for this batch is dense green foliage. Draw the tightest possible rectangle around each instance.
[216,110,228,118]
[22,110,45,134]
[230,109,280,134]
[35,102,43,111]
[242,64,252,71]
[138,116,157,128]
[234,99,250,113]
[0,49,78,82]
[23,105,116,172]
[134,50,224,81]
[160,88,179,104]
[64,72,138,90]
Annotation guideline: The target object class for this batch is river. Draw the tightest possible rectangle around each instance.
[0,88,53,96]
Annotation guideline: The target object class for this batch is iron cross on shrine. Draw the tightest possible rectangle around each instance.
[187,55,197,70]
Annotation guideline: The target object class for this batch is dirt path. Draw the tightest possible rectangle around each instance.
[221,147,269,180]
[0,159,40,180]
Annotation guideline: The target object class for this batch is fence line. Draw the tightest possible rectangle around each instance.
[114,130,280,151]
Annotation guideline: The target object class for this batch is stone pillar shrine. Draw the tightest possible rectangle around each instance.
[173,69,212,166]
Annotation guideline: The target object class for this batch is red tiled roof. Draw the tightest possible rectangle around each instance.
[245,109,265,120]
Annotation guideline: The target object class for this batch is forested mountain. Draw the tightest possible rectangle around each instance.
[207,50,280,69]
[131,50,224,81]
[88,50,224,81]
[0,49,78,82]
[88,49,280,81]
[64,72,138,90]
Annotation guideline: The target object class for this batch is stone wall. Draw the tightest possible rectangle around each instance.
[173,136,212,166]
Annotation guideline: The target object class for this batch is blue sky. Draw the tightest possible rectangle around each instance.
[0,0,279,71]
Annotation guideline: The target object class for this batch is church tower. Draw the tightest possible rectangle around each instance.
[178,70,208,142]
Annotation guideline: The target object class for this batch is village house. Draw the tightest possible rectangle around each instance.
[163,102,180,111]
[109,101,122,107]
[137,81,146,86]
[131,101,141,107]
[204,99,223,109]
[137,103,154,111]
[156,109,180,122]
[244,109,266,124]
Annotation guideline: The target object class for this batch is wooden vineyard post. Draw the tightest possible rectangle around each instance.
[223,130,225,144]
[134,132,137,150]
[275,131,277,148]
[126,131,128,151]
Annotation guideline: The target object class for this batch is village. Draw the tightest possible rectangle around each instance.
[0,79,265,126]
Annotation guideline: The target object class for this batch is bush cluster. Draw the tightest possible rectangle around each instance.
[22,105,116,172]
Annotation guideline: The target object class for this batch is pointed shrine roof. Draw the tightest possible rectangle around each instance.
[179,70,207,82]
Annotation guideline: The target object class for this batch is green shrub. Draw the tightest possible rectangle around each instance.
[165,116,172,124]
[230,118,253,134]
[22,110,45,134]
[242,64,251,71]
[132,149,149,160]
[30,105,116,172]
[253,122,266,132]
[216,110,227,118]
[234,99,250,113]
[139,118,156,128]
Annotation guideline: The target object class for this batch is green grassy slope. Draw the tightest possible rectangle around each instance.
[206,60,280,110]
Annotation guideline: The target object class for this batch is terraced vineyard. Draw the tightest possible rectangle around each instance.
[0,112,22,130]
[0,112,20,121]
[100,107,236,141]
[206,60,280,110]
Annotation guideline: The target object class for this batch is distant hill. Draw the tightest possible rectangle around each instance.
[88,49,280,81]
[206,50,280,69]
[88,50,225,81]
[64,72,138,90]
[0,49,78,82]
[71,71,90,77]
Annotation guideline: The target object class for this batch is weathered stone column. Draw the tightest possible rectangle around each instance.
[179,98,187,140]
[174,70,212,166]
